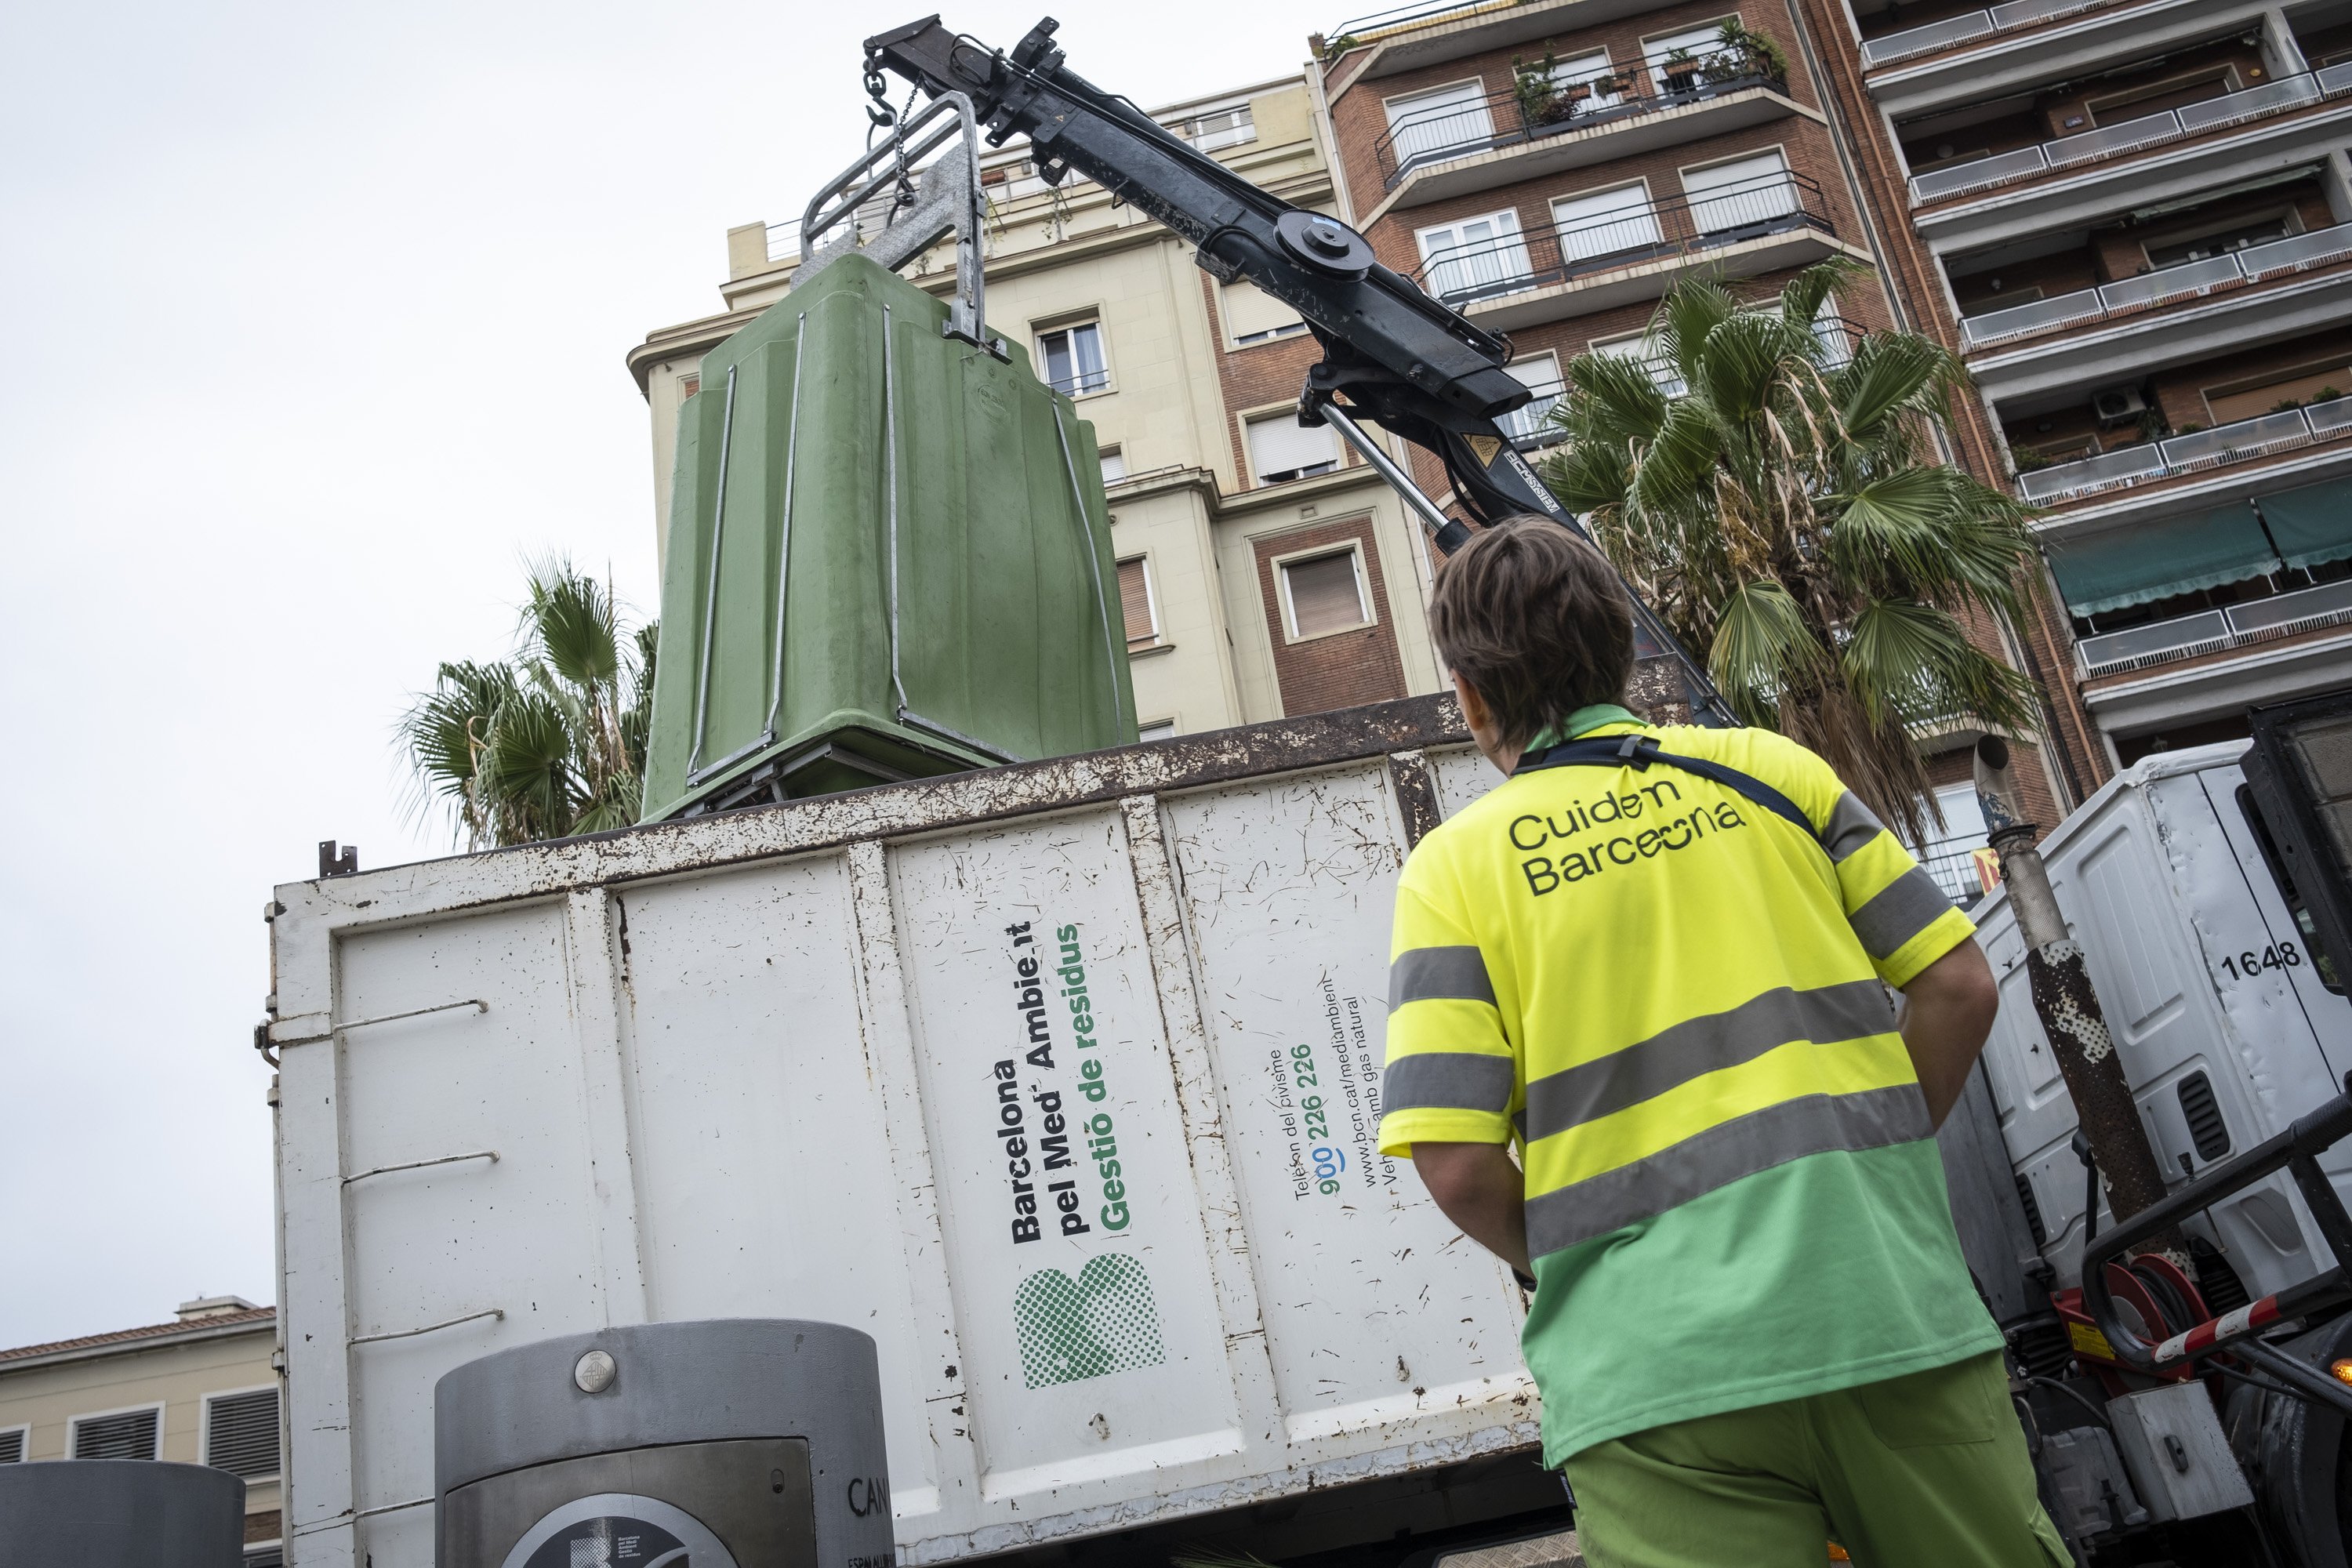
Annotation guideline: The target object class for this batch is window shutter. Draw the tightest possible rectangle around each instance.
[1552,183,1660,262]
[0,1428,24,1464]
[206,1388,281,1479]
[1246,413,1340,481]
[1221,280,1305,345]
[72,1407,159,1461]
[1283,550,1369,637]
[1098,447,1127,482]
[1382,82,1494,170]
[1117,558,1158,646]
[1681,151,1795,234]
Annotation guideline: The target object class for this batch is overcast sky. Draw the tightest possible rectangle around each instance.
[0,0,1333,1348]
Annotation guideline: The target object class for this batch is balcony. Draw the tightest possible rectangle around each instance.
[1860,0,2125,71]
[1961,223,2352,354]
[1319,0,1687,83]
[1370,55,1792,209]
[2075,578,2352,677]
[1910,65,2352,207]
[1915,833,2000,904]
[1497,376,1566,448]
[2016,400,2352,503]
[1410,173,1838,330]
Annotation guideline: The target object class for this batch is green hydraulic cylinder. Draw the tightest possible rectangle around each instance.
[641,253,1138,821]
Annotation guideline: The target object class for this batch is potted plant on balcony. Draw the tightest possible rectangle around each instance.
[1705,20,1790,88]
[1512,53,1579,131]
[1659,45,1704,94]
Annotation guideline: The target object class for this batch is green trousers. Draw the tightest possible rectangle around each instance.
[1563,1352,2072,1568]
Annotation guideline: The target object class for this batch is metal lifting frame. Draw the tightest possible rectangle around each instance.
[860,13,1733,724]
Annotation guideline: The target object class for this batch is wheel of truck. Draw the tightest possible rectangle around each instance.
[2230,1316,2352,1567]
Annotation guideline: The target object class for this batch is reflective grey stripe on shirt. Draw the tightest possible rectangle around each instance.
[1850,866,1955,960]
[1822,791,1886,863]
[1383,1051,1515,1116]
[1520,980,1899,1143]
[1523,1083,1932,1258]
[1389,946,1496,1010]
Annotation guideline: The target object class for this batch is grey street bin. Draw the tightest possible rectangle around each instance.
[0,1459,245,1565]
[435,1319,893,1568]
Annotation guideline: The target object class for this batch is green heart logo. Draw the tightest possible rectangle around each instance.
[1014,1254,1167,1388]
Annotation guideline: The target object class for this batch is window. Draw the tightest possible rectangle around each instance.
[1280,547,1373,639]
[1036,321,1110,396]
[1681,149,1796,237]
[1546,49,1624,109]
[204,1387,281,1479]
[2144,212,2296,268]
[1383,80,1495,172]
[678,372,700,400]
[1138,719,1178,742]
[1098,446,1127,483]
[1497,353,1564,444]
[0,1425,25,1464]
[243,1550,285,1568]
[1592,332,1685,397]
[1552,181,1662,266]
[1118,556,1160,648]
[2205,362,2352,424]
[1642,19,1734,81]
[1178,104,1255,151]
[1414,209,1531,303]
[70,1405,162,1461]
[1221,278,1308,347]
[1246,411,1341,485]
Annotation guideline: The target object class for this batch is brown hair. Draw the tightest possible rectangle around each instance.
[1430,517,1635,750]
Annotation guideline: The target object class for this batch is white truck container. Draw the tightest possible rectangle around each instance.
[266,698,1555,1568]
[1972,741,2352,1299]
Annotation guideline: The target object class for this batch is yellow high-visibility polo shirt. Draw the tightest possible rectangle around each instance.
[1379,715,2001,1464]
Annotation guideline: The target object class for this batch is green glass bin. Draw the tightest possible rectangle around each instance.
[641,254,1136,819]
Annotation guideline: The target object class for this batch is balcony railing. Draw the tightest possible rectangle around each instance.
[2018,399,2352,503]
[1374,55,1784,188]
[1320,0,1504,52]
[1860,0,2117,70]
[1497,377,1566,447]
[1411,172,1833,308]
[1909,64,2352,205]
[2076,577,2352,677]
[1915,834,2000,904]
[1960,221,2352,349]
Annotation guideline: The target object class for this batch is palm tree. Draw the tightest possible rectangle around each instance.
[397,558,658,850]
[1537,259,2041,846]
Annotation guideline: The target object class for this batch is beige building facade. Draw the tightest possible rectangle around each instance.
[0,1296,283,1563]
[628,74,1452,741]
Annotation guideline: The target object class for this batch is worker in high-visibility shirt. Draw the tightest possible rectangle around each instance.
[1379,521,2068,1567]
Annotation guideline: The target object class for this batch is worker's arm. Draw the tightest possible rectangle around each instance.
[1411,1142,1531,1276]
[1896,937,2001,1129]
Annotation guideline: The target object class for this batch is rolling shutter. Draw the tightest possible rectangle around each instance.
[1682,150,1795,234]
[72,1407,160,1461]
[1118,558,1158,647]
[206,1388,281,1479]
[1283,550,1370,637]
[1383,81,1494,171]
[1552,183,1661,263]
[1247,413,1340,483]
[1221,280,1305,345]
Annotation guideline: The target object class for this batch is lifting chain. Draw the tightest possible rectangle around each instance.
[862,55,921,225]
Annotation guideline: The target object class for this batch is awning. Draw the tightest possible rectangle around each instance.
[2045,502,2279,616]
[2256,477,2352,572]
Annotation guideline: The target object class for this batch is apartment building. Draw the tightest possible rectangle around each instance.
[0,1296,283,1563]
[628,74,1450,743]
[1308,0,2086,863]
[1829,0,2352,768]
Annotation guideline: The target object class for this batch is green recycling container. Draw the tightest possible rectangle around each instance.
[641,253,1137,821]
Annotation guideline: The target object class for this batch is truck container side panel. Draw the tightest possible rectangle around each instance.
[1429,749,1500,823]
[337,904,610,1555]
[1971,747,2352,1296]
[2187,772,2352,1142]
[885,810,1247,1497]
[278,1038,355,1553]
[1161,767,1534,1441]
[604,855,941,1513]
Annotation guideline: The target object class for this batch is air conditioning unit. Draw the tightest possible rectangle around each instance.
[2093,386,2149,423]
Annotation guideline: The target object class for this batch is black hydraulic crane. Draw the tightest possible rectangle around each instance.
[862,14,1733,725]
